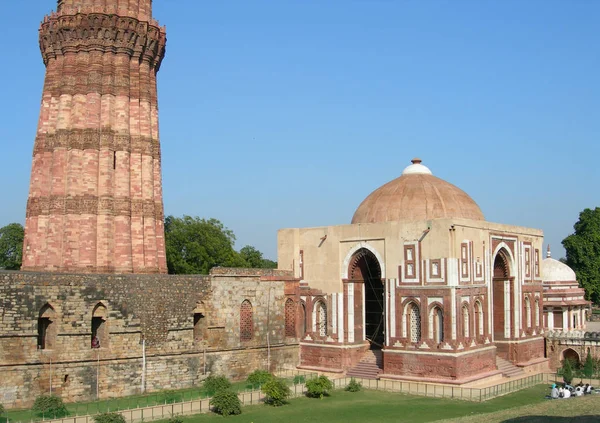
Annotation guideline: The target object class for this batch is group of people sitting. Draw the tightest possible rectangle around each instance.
[550,382,594,399]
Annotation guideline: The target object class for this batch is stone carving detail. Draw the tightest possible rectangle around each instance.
[34,129,161,158]
[26,195,164,219]
[39,13,166,70]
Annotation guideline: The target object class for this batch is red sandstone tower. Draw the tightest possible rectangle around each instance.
[22,0,167,273]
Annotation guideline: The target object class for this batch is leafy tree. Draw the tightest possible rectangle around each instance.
[0,223,24,270]
[210,390,241,416]
[32,395,68,418]
[305,375,333,398]
[164,216,245,274]
[562,207,600,304]
[93,412,126,423]
[262,377,291,406]
[239,245,277,269]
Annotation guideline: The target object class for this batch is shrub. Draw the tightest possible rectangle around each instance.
[562,358,574,384]
[167,416,184,423]
[584,350,594,377]
[203,375,232,396]
[262,377,291,406]
[93,412,126,423]
[293,375,306,385]
[210,390,242,416]
[0,404,4,415]
[246,370,273,389]
[305,375,333,398]
[345,378,362,392]
[32,395,68,418]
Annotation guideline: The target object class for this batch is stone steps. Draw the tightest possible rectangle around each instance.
[346,349,383,380]
[496,356,525,378]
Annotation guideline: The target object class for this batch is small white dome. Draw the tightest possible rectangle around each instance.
[542,258,577,282]
[402,158,432,175]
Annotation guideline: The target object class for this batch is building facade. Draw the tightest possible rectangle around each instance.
[279,159,548,383]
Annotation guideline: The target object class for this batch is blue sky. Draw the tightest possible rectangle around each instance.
[0,0,598,260]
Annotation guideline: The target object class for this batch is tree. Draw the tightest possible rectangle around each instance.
[562,207,600,304]
[0,223,24,270]
[239,245,277,269]
[164,216,246,274]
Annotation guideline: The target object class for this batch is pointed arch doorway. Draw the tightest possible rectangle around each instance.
[349,248,385,348]
[492,248,513,341]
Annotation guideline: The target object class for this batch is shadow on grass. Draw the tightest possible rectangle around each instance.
[503,416,600,423]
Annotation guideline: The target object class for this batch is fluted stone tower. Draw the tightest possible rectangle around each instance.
[22,0,167,273]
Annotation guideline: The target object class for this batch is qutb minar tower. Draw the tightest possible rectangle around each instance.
[23,0,167,273]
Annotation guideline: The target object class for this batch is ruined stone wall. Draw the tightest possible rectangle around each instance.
[0,270,300,407]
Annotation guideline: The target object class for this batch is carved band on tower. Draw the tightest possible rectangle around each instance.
[22,0,167,273]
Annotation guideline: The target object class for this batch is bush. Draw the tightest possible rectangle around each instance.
[246,370,273,389]
[32,395,68,418]
[0,404,4,415]
[584,350,594,377]
[93,412,126,423]
[345,378,362,392]
[203,375,232,396]
[293,375,306,385]
[262,377,291,406]
[167,416,184,423]
[305,375,333,398]
[562,358,574,384]
[210,390,242,416]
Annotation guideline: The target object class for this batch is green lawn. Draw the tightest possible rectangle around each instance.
[155,384,551,423]
[3,380,273,423]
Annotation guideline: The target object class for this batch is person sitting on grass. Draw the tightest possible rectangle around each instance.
[585,384,592,394]
[563,387,572,399]
[551,384,559,399]
[574,385,584,396]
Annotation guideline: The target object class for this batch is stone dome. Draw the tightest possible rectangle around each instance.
[351,158,485,224]
[543,257,577,282]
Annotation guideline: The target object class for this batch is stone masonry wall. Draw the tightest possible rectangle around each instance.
[0,269,300,407]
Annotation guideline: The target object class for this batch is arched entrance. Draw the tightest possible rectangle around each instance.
[563,348,580,365]
[348,248,384,348]
[492,249,512,340]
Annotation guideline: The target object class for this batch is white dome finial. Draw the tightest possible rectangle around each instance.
[402,157,432,175]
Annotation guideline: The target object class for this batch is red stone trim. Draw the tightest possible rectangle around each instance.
[26,196,164,220]
[33,130,161,158]
[39,13,166,70]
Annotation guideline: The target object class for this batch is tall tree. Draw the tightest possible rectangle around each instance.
[562,207,600,304]
[239,245,277,269]
[164,216,246,274]
[0,223,24,270]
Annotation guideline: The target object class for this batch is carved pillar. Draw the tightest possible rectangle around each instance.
[22,0,167,273]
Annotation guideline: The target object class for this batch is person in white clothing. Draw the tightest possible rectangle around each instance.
[563,388,571,399]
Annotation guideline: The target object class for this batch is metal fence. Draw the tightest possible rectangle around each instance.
[2,371,551,423]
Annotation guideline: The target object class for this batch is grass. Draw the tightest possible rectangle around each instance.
[441,394,600,422]
[150,384,555,423]
[3,375,311,423]
[3,381,257,422]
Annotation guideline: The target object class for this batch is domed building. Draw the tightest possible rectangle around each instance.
[279,158,548,384]
[542,246,589,331]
